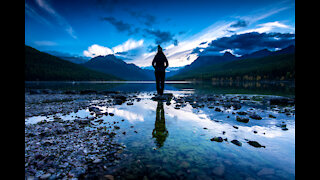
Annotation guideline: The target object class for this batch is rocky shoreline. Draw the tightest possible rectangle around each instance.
[25,89,295,179]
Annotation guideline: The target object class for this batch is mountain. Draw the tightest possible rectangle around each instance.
[178,51,238,75]
[239,45,295,59]
[25,45,121,81]
[82,55,154,80]
[45,51,90,64]
[240,49,273,59]
[169,45,295,81]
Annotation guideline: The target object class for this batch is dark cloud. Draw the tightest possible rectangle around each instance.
[201,32,295,55]
[173,39,179,46]
[144,29,176,45]
[101,17,138,35]
[147,45,158,52]
[129,11,156,27]
[230,20,248,28]
[191,47,204,55]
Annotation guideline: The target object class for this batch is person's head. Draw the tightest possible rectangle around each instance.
[157,45,162,52]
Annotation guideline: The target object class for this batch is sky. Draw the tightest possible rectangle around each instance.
[25,0,295,68]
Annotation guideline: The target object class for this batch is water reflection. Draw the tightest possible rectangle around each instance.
[152,101,168,148]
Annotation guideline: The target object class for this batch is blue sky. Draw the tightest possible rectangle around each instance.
[25,0,295,67]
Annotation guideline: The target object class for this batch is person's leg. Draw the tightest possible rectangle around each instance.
[160,71,165,95]
[155,71,161,95]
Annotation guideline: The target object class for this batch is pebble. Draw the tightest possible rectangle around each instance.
[93,158,102,164]
[40,173,51,179]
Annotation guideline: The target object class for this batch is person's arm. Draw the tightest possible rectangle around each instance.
[152,57,156,68]
[164,56,169,68]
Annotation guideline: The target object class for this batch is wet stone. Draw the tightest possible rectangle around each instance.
[210,137,223,142]
[236,116,249,123]
[247,141,265,148]
[231,140,242,146]
[249,114,262,120]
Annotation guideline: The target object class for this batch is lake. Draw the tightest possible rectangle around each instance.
[25,81,295,180]
[25,80,294,97]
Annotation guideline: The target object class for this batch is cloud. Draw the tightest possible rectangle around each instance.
[112,39,144,54]
[230,20,248,28]
[239,21,293,34]
[25,2,53,27]
[83,44,113,58]
[34,41,57,46]
[101,16,140,35]
[129,4,294,68]
[31,0,77,39]
[204,32,295,55]
[83,39,144,58]
[144,29,177,45]
[102,17,132,32]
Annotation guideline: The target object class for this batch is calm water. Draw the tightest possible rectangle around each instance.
[25,81,295,179]
[25,80,294,97]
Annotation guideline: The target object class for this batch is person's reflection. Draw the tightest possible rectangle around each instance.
[152,101,168,148]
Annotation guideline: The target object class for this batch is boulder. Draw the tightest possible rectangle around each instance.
[236,116,249,123]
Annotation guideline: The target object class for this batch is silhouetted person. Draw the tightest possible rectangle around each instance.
[152,45,168,95]
[152,101,168,148]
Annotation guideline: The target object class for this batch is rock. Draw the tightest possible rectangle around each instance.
[212,165,225,176]
[269,97,295,106]
[80,90,97,94]
[39,173,51,179]
[249,114,262,120]
[214,107,222,112]
[180,161,190,168]
[231,140,242,146]
[88,106,101,112]
[69,167,86,177]
[237,111,247,115]
[232,103,242,110]
[236,116,249,123]
[113,94,127,101]
[268,114,276,118]
[104,175,114,180]
[210,137,223,142]
[257,168,275,176]
[127,102,134,105]
[93,158,102,164]
[247,141,265,148]
[233,125,239,129]
[113,99,123,105]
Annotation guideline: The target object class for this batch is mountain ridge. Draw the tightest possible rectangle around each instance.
[169,45,295,81]
[82,55,155,81]
[25,45,121,81]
